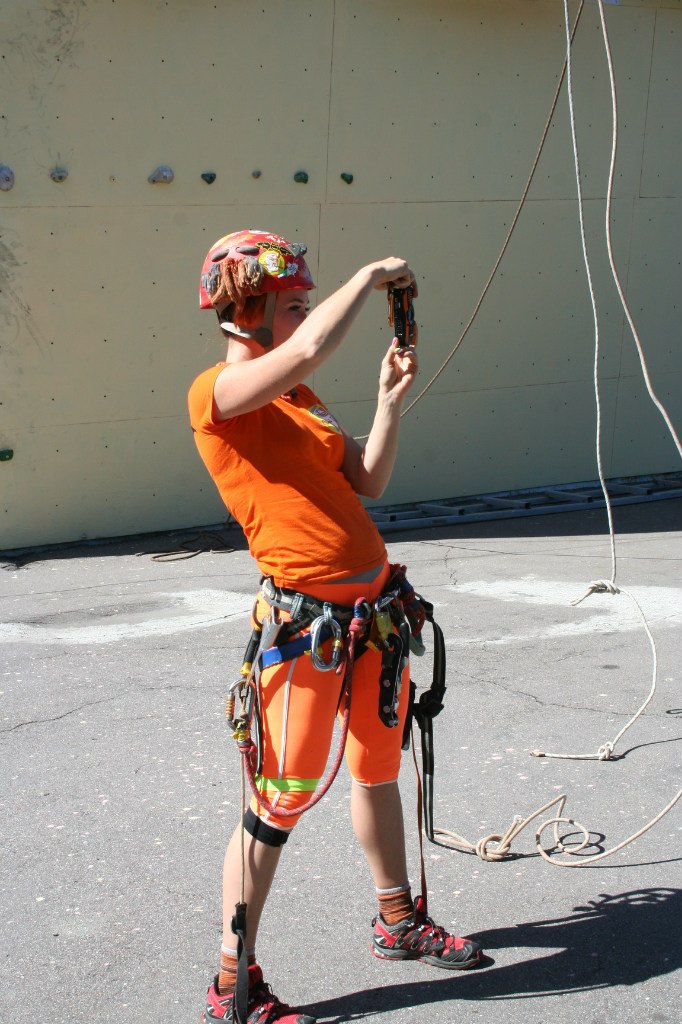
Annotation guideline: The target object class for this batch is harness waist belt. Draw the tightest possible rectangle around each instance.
[260,576,356,627]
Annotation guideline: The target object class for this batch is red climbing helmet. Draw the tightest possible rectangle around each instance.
[199,230,314,346]
[199,229,314,309]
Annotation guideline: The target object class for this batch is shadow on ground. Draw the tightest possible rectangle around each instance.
[302,888,681,1020]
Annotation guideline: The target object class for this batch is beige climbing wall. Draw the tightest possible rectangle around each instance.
[1,0,680,549]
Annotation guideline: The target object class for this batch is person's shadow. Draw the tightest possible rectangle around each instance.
[302,888,681,1021]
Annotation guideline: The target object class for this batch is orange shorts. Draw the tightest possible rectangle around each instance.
[250,563,410,835]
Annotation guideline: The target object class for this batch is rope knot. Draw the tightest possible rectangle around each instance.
[597,742,614,761]
[476,834,512,862]
[571,578,620,606]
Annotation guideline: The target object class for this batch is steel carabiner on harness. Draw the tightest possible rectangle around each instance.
[310,602,344,672]
[226,609,283,742]
[226,674,256,741]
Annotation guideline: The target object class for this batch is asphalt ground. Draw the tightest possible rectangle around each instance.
[1,499,681,1024]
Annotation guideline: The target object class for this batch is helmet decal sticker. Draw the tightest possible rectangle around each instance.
[259,249,287,277]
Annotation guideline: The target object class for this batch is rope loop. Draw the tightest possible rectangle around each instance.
[536,815,591,862]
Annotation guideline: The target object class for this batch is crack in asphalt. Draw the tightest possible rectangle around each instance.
[418,538,682,564]
[1,692,127,733]
[478,675,657,717]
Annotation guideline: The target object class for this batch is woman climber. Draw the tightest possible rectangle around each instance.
[188,229,483,1024]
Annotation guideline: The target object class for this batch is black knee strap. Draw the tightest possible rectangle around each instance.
[243,807,290,847]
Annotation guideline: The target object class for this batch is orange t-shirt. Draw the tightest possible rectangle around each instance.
[187,364,386,588]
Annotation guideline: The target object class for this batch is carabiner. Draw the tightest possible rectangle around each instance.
[375,589,399,612]
[226,676,256,739]
[310,602,344,672]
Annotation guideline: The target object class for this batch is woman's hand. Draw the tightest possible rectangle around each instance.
[342,333,419,498]
[366,258,418,295]
[378,333,419,403]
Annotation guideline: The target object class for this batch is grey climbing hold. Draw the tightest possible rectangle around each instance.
[201,172,216,184]
[340,172,354,184]
[293,170,309,184]
[50,166,68,183]
[148,165,174,184]
[0,165,14,191]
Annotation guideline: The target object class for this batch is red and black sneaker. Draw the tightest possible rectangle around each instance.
[201,963,316,1024]
[372,895,482,970]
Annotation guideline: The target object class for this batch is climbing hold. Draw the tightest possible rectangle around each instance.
[0,449,14,462]
[201,172,217,184]
[148,165,174,184]
[50,166,68,183]
[0,165,14,191]
[340,172,354,185]
[293,170,309,184]
[251,169,262,179]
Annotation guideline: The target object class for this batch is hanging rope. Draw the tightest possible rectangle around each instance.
[530,0,680,763]
[430,0,682,866]
[398,1,586,421]
[352,3,586,444]
[596,0,682,463]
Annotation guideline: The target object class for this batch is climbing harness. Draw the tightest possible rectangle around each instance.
[226,565,425,821]
[230,594,369,821]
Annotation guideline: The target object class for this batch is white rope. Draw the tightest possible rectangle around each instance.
[517,0,680,860]
[432,1,681,867]
[432,788,682,865]
[535,787,682,868]
[597,0,682,462]
[561,0,617,581]
[533,583,659,761]
[533,0,672,764]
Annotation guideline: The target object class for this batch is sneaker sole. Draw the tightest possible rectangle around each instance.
[372,944,482,970]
